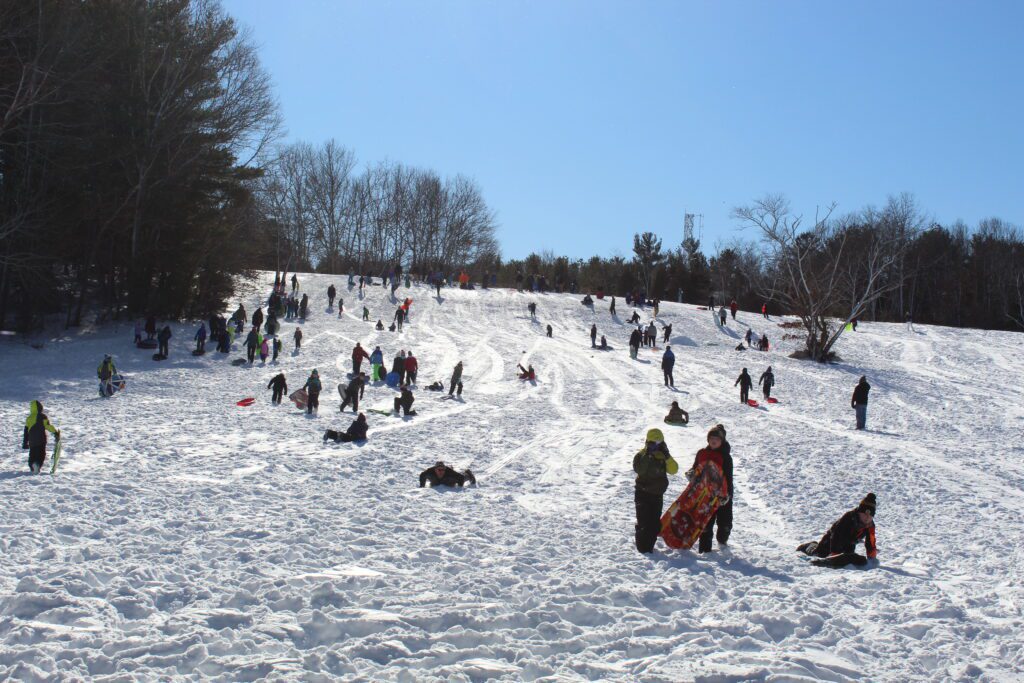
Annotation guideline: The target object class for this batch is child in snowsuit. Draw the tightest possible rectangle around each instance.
[324,413,368,443]
[23,401,59,473]
[268,373,287,405]
[695,424,733,553]
[735,368,753,403]
[546,324,552,338]
[363,306,370,321]
[303,370,321,414]
[632,428,678,553]
[419,461,475,487]
[370,346,384,381]
[798,493,878,567]
[590,324,598,347]
[664,401,688,425]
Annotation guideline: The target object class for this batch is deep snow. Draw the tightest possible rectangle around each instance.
[1,272,1022,682]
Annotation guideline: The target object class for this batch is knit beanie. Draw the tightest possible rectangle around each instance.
[646,428,664,444]
[707,426,724,441]
[859,493,877,514]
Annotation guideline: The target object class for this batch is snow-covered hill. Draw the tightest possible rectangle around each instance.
[1,272,1022,681]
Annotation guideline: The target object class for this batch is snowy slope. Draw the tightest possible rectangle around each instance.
[1,272,1022,682]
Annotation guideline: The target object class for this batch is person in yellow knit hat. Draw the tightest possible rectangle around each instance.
[632,428,678,553]
[23,401,59,474]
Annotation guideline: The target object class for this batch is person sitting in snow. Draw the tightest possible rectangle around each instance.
[797,493,878,568]
[376,319,385,331]
[324,413,369,443]
[664,401,688,425]
[419,460,475,488]
[517,364,536,381]
[394,384,417,416]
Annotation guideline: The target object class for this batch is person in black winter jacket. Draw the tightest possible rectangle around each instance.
[419,461,475,487]
[268,373,287,405]
[245,329,259,363]
[327,284,336,308]
[798,493,878,567]
[449,361,464,397]
[590,324,597,347]
[697,423,733,552]
[394,385,416,416]
[759,367,774,399]
[735,368,753,403]
[324,413,368,443]
[628,327,642,360]
[252,307,264,332]
[339,373,366,413]
[157,325,172,358]
[851,375,871,430]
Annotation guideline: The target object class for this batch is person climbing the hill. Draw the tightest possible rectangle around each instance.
[730,300,738,320]
[291,273,298,294]
[23,400,59,474]
[339,372,367,413]
[744,328,753,348]
[97,355,118,397]
[735,368,753,403]
[370,346,384,381]
[661,346,676,387]
[758,334,770,351]
[629,327,642,360]
[324,413,369,444]
[362,306,370,321]
[629,311,641,325]
[245,328,259,363]
[259,337,269,363]
[405,352,418,385]
[664,401,688,425]
[662,323,672,344]
[299,293,309,319]
[268,372,287,405]
[694,424,733,553]
[851,375,871,430]
[718,306,727,326]
[252,307,264,332]
[419,460,476,488]
[327,284,336,309]
[546,324,553,338]
[292,327,302,351]
[647,321,658,348]
[609,296,616,316]
[232,304,247,326]
[394,306,404,332]
[157,325,172,359]
[517,364,536,381]
[273,337,282,361]
[449,361,464,397]
[394,384,417,416]
[194,323,207,353]
[591,324,598,348]
[303,369,322,415]
[798,493,877,568]
[632,428,678,553]
[528,302,537,319]
[759,366,775,399]
[352,342,370,375]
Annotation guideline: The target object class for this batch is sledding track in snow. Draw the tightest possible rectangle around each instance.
[1,272,1022,681]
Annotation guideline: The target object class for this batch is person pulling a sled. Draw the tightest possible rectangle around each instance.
[759,366,774,400]
[23,401,59,474]
[735,368,753,403]
[798,493,878,568]
[419,460,475,488]
[268,372,287,405]
[97,355,119,397]
[632,428,678,553]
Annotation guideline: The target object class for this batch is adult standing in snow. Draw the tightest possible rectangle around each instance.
[696,424,733,553]
[591,324,598,348]
[735,368,753,403]
[268,373,287,405]
[759,366,774,400]
[609,296,616,316]
[273,337,282,361]
[352,342,370,375]
[245,328,259,363]
[252,307,264,333]
[632,428,678,553]
[629,327,642,360]
[661,346,676,387]
[293,327,302,351]
[798,493,878,568]
[718,306,728,326]
[157,325,172,359]
[23,400,59,474]
[299,293,309,319]
[303,369,322,415]
[546,324,553,338]
[194,324,207,353]
[528,302,537,319]
[449,361,464,397]
[405,352,418,385]
[145,315,157,340]
[327,284,336,309]
[730,300,738,320]
[392,351,407,385]
[394,306,404,332]
[851,375,871,430]
[761,302,768,319]
[339,372,367,413]
[291,273,299,294]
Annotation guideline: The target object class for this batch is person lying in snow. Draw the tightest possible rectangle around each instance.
[797,493,878,568]
[517,364,536,381]
[419,461,475,488]
[324,413,368,443]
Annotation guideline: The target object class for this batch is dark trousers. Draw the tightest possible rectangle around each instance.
[353,359,362,375]
[306,392,319,414]
[634,489,664,553]
[740,387,749,403]
[763,385,771,399]
[340,391,359,413]
[407,371,417,384]
[664,369,674,386]
[329,296,335,307]
[159,340,169,357]
[28,444,46,471]
[698,501,732,552]
[247,345,257,362]
[196,339,204,352]
[449,382,463,396]
[272,388,283,404]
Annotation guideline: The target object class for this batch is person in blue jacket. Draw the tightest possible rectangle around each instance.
[194,323,207,353]
[369,346,384,381]
[661,345,676,387]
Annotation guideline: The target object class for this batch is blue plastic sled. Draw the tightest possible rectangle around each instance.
[385,371,400,387]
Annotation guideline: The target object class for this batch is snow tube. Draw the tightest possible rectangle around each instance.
[385,371,400,387]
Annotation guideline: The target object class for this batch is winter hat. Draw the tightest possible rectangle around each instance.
[707,426,724,441]
[859,493,877,514]
[715,423,727,438]
[434,460,445,468]
[646,428,664,444]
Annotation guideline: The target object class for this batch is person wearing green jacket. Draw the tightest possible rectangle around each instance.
[97,355,118,397]
[23,401,59,473]
[632,428,678,553]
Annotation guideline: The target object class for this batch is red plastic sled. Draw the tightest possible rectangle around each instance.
[236,397,256,407]
[767,397,779,404]
[747,399,760,407]
[660,460,728,549]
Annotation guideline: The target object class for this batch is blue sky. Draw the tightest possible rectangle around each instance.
[223,0,1023,259]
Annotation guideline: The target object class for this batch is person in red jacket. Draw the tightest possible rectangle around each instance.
[730,300,738,320]
[404,352,418,385]
[686,426,731,553]
[351,342,370,375]
[797,493,878,567]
